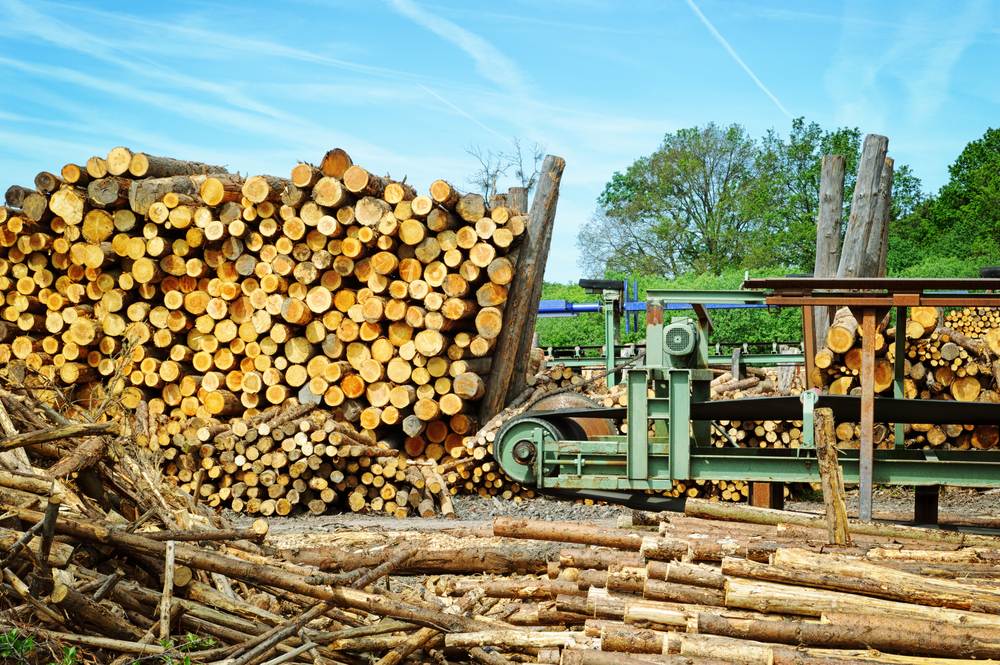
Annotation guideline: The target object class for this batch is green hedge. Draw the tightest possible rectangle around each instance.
[536,267,803,348]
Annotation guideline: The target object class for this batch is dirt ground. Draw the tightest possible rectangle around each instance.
[236,485,1000,551]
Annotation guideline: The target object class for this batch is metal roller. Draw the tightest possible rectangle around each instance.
[496,393,615,487]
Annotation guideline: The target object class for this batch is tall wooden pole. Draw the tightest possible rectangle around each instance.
[480,156,565,421]
[836,135,888,278]
[868,157,894,277]
[813,155,846,348]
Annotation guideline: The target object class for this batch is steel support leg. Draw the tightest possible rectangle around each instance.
[894,306,906,448]
[859,308,876,522]
[750,482,785,509]
[803,306,816,388]
[914,485,939,525]
[626,369,648,480]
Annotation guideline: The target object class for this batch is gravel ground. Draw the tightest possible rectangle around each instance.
[234,486,1000,536]
[789,485,1000,520]
[232,493,629,536]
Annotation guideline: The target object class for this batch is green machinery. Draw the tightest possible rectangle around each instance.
[497,288,1000,512]
[544,280,803,388]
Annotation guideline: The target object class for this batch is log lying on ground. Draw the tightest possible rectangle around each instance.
[9,407,1000,665]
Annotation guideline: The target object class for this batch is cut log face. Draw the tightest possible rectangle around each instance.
[0,146,550,516]
[819,304,1000,449]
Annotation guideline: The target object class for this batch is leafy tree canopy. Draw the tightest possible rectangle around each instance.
[579,118,923,278]
[888,127,1000,274]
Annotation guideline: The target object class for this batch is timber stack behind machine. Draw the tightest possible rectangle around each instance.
[496,279,1000,521]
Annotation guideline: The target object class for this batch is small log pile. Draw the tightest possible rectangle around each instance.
[945,305,1000,339]
[0,146,535,516]
[814,306,1000,450]
[283,499,1000,664]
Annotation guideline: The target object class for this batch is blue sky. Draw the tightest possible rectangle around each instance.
[0,0,995,282]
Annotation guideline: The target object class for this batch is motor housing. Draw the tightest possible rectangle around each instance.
[663,317,698,359]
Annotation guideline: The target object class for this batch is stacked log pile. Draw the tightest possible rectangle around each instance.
[814,306,1000,449]
[945,305,1000,339]
[0,146,531,515]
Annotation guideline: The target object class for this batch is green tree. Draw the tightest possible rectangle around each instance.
[889,128,1000,274]
[579,123,760,277]
[581,118,923,278]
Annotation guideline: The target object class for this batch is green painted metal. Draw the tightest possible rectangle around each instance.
[495,417,560,485]
[800,390,816,448]
[495,288,1000,496]
[646,289,768,304]
[626,368,648,479]
[536,444,1000,489]
[602,289,620,388]
[668,369,690,479]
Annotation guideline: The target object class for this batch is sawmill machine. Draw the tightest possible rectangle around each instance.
[495,287,1000,512]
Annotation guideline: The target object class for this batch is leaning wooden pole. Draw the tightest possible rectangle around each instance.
[814,407,850,545]
[813,154,845,346]
[867,156,894,277]
[836,134,888,278]
[480,156,565,421]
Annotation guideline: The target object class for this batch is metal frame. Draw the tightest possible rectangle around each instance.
[497,283,1000,520]
[745,277,1000,520]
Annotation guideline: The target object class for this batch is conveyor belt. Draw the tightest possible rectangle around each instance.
[521,396,1000,426]
[694,395,1000,425]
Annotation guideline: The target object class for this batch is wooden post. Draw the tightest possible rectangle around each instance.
[814,407,850,545]
[813,155,845,344]
[874,157,894,277]
[507,187,528,215]
[858,308,877,521]
[480,156,565,421]
[863,157,894,278]
[837,135,888,278]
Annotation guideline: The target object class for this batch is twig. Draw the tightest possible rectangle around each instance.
[0,421,116,452]
[0,519,43,568]
[2,568,64,625]
[125,507,158,534]
[257,640,317,665]
[227,602,330,665]
[93,571,123,602]
[159,540,176,641]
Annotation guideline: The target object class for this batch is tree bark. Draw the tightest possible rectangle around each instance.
[813,154,845,344]
[836,134,888,278]
[481,156,564,421]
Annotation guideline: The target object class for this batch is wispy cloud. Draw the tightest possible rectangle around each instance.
[824,0,987,128]
[902,2,987,120]
[387,0,530,98]
[684,0,793,118]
